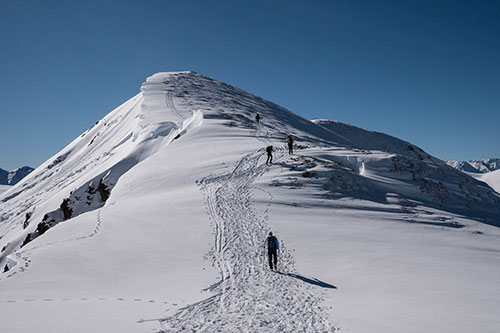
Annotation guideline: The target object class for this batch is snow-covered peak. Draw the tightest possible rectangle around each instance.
[144,71,196,81]
[447,158,500,173]
[0,166,34,185]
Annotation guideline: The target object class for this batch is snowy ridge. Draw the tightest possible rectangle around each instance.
[312,119,431,159]
[0,75,202,269]
[1,72,500,332]
[311,119,500,224]
[447,158,500,173]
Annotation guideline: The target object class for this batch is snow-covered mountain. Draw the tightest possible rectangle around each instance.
[447,158,500,173]
[0,166,34,185]
[1,72,499,332]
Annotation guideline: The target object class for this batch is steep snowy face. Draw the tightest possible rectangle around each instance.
[0,166,33,185]
[0,73,204,265]
[447,158,500,173]
[0,93,143,254]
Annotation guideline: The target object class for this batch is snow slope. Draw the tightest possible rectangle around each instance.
[1,72,500,332]
[479,169,500,193]
[312,119,429,159]
[0,185,11,194]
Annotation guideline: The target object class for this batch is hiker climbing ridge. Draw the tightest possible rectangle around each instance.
[286,135,294,155]
[266,145,274,165]
[266,231,279,270]
[159,149,334,332]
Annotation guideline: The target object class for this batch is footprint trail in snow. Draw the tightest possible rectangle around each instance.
[159,150,335,332]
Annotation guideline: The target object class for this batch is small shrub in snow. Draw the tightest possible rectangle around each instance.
[97,179,110,202]
[302,171,316,178]
[23,212,31,229]
[60,198,73,220]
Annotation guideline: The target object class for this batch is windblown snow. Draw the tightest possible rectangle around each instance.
[1,72,500,332]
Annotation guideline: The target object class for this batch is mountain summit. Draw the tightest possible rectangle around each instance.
[1,72,499,332]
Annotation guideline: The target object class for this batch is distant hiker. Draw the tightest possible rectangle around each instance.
[265,231,279,270]
[286,135,294,155]
[255,114,261,124]
[266,145,274,165]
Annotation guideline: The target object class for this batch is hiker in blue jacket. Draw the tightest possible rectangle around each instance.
[265,231,279,270]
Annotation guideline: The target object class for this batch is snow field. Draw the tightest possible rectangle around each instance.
[479,168,500,194]
[159,147,333,332]
[0,184,11,194]
[256,152,500,332]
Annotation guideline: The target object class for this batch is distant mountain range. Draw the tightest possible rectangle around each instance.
[446,158,500,173]
[0,166,34,185]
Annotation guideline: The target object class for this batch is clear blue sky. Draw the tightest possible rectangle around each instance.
[1,0,499,170]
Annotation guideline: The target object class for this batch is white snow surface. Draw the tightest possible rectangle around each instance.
[312,119,426,158]
[0,185,11,194]
[479,169,500,194]
[1,71,500,332]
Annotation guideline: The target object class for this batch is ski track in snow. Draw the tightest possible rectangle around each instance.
[165,90,183,120]
[0,204,175,306]
[0,297,171,304]
[158,147,335,332]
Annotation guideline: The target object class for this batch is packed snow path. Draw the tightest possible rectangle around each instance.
[159,150,335,332]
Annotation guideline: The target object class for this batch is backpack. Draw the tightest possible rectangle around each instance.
[268,236,277,249]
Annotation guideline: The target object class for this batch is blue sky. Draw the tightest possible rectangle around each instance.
[1,0,499,170]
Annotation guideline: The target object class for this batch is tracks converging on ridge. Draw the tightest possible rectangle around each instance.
[158,148,334,332]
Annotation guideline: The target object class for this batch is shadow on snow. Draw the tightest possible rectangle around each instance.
[276,271,337,289]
